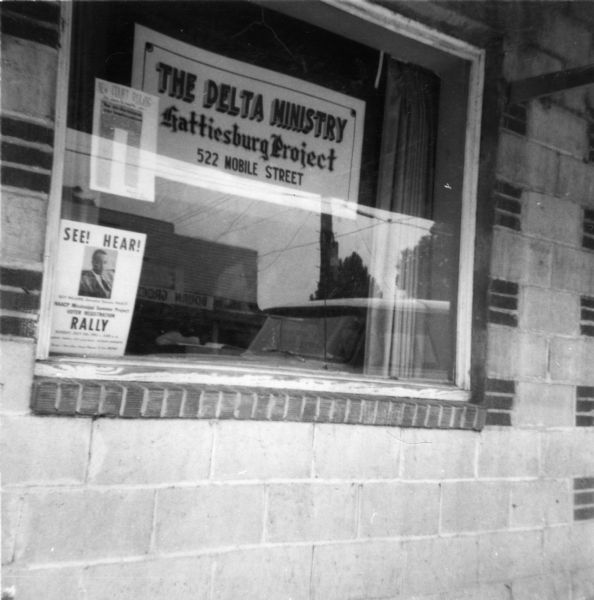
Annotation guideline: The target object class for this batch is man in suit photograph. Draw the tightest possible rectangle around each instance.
[78,248,115,298]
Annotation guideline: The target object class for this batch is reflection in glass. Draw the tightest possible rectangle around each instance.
[56,1,461,383]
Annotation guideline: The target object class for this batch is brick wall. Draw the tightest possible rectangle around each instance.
[2,2,594,600]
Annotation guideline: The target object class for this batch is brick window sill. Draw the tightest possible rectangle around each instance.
[32,358,485,430]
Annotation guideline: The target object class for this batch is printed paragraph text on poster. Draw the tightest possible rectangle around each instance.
[49,220,146,357]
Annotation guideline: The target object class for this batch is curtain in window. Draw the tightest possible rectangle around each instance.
[365,59,439,379]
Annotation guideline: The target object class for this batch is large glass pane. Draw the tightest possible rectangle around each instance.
[50,1,461,383]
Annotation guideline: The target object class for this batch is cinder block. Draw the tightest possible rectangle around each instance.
[523,192,582,246]
[510,479,571,527]
[510,572,572,600]
[559,87,587,116]
[541,430,574,477]
[497,133,559,195]
[571,520,594,570]
[525,238,555,287]
[2,37,57,120]
[552,246,594,295]
[313,424,400,480]
[478,530,543,581]
[1,492,23,565]
[572,565,594,600]
[1,415,90,485]
[528,102,587,157]
[515,382,574,428]
[490,229,553,287]
[582,338,594,386]
[155,484,264,552]
[15,488,154,562]
[212,420,313,480]
[82,556,212,600]
[212,546,312,600]
[420,582,510,599]
[88,419,213,484]
[2,566,84,600]
[440,481,510,533]
[520,287,579,336]
[359,482,440,538]
[517,332,549,379]
[487,325,548,379]
[538,12,591,66]
[400,428,478,480]
[549,337,586,383]
[490,230,524,283]
[543,525,572,574]
[0,339,35,413]
[586,87,594,122]
[402,536,479,596]
[266,483,357,542]
[557,155,594,208]
[1,193,47,262]
[486,325,519,379]
[503,39,563,82]
[311,541,405,600]
[543,521,594,574]
[478,429,540,478]
[572,429,594,477]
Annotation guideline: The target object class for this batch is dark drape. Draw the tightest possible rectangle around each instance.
[376,59,438,217]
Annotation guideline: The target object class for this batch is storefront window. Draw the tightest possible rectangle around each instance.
[46,1,475,385]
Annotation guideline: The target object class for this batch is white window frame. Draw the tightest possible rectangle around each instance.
[35,0,484,402]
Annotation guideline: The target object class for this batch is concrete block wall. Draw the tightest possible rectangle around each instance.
[486,4,594,600]
[2,2,594,600]
[491,4,594,412]
[3,418,594,600]
[1,8,61,595]
[0,2,57,397]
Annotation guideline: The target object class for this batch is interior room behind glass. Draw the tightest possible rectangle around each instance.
[58,1,462,383]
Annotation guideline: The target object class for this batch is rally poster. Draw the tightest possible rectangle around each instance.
[49,219,146,357]
[90,79,159,202]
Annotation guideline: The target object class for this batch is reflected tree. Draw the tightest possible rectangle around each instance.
[311,212,382,301]
[311,251,382,300]
[396,224,456,300]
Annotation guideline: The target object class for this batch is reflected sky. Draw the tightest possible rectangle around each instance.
[64,129,434,309]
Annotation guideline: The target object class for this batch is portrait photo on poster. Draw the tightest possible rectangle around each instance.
[78,246,118,299]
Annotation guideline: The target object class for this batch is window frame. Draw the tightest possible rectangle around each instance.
[35,0,484,402]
